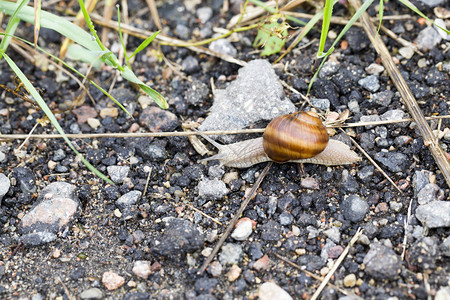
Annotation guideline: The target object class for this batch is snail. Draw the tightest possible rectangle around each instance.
[198,111,361,168]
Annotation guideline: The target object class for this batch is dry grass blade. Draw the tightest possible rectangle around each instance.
[189,205,222,226]
[311,228,364,300]
[100,0,114,47]
[197,162,273,275]
[273,253,364,299]
[348,0,450,188]
[145,0,162,31]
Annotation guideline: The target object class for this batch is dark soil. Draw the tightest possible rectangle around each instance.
[0,0,449,299]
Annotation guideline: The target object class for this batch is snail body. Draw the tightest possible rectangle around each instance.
[199,111,361,168]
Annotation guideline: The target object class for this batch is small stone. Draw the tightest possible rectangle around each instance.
[310,98,330,111]
[253,255,270,272]
[107,166,130,184]
[260,220,282,241]
[371,90,394,107]
[227,265,242,282]
[0,173,10,202]
[319,61,340,78]
[435,287,450,300]
[381,109,405,121]
[398,46,414,59]
[197,178,229,200]
[300,177,319,189]
[363,243,400,280]
[416,201,450,228]
[347,100,360,114]
[374,151,409,173]
[207,261,223,277]
[343,274,357,287]
[415,27,442,51]
[79,288,104,299]
[102,271,125,290]
[358,75,380,92]
[279,212,293,226]
[99,107,119,118]
[132,261,151,279]
[417,183,443,204]
[139,106,179,132]
[231,218,253,241]
[433,18,449,40]
[365,63,384,75]
[259,282,293,300]
[324,227,341,243]
[87,118,101,129]
[209,39,237,57]
[182,56,200,74]
[197,7,213,23]
[72,105,98,124]
[185,80,210,105]
[341,195,369,222]
[116,191,141,208]
[219,243,243,265]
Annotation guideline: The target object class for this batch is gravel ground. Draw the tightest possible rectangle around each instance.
[0,0,449,299]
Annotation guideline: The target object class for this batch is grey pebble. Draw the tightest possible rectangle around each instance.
[116,190,141,208]
[363,243,400,279]
[185,80,210,105]
[416,201,450,228]
[358,75,380,92]
[0,173,10,202]
[79,288,104,299]
[341,195,369,222]
[209,39,237,57]
[107,166,130,184]
[360,115,381,129]
[199,60,295,143]
[417,0,445,7]
[415,27,442,51]
[198,178,229,200]
[182,56,200,74]
[260,220,282,241]
[417,183,444,204]
[413,170,430,194]
[310,98,330,111]
[219,243,243,265]
[371,90,394,107]
[381,109,405,122]
[19,182,79,246]
[52,149,66,161]
[197,7,213,24]
[357,165,374,182]
[319,61,340,78]
[279,212,293,226]
[374,151,409,173]
[324,226,341,243]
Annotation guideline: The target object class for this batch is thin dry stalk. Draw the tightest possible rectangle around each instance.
[348,0,450,188]
[311,228,364,300]
[401,198,413,261]
[142,167,152,197]
[145,0,162,31]
[189,205,223,226]
[197,162,273,275]
[273,253,364,300]
[100,0,115,47]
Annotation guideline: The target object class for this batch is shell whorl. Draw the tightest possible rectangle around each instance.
[262,111,329,162]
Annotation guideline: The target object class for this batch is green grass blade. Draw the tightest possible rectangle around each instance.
[2,53,114,184]
[398,0,450,34]
[317,0,335,58]
[129,31,160,59]
[77,0,105,51]
[375,0,384,39]
[308,0,374,93]
[0,0,29,51]
[122,67,168,109]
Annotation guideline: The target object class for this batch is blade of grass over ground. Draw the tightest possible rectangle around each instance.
[0,0,168,109]
[317,0,337,58]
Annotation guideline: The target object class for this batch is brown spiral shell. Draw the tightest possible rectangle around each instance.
[262,111,329,162]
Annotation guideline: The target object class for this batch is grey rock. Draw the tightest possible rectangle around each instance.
[341,195,369,222]
[324,226,341,243]
[197,7,213,24]
[297,254,326,271]
[415,27,442,51]
[416,201,450,228]
[417,183,443,204]
[12,167,36,194]
[374,151,409,173]
[413,170,430,194]
[208,165,225,179]
[52,149,66,161]
[199,60,295,143]
[436,287,450,300]
[182,56,200,74]
[185,80,210,105]
[347,100,360,114]
[0,173,10,202]
[116,191,141,208]
[20,232,57,247]
[380,109,405,122]
[139,106,179,133]
[371,90,394,107]
[358,75,380,92]
[319,61,340,78]
[365,63,385,75]
[79,287,104,299]
[441,236,450,257]
[150,218,204,259]
[19,182,79,246]
[107,166,130,184]
[0,150,6,163]
[259,282,293,300]
[417,0,445,7]
[279,212,293,226]
[198,178,229,200]
[219,243,243,265]
[175,24,190,39]
[209,39,237,57]
[398,46,414,59]
[310,98,330,111]
[320,239,336,260]
[146,143,167,162]
[363,243,400,279]
[357,165,374,182]
[359,115,381,129]
[260,220,282,241]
